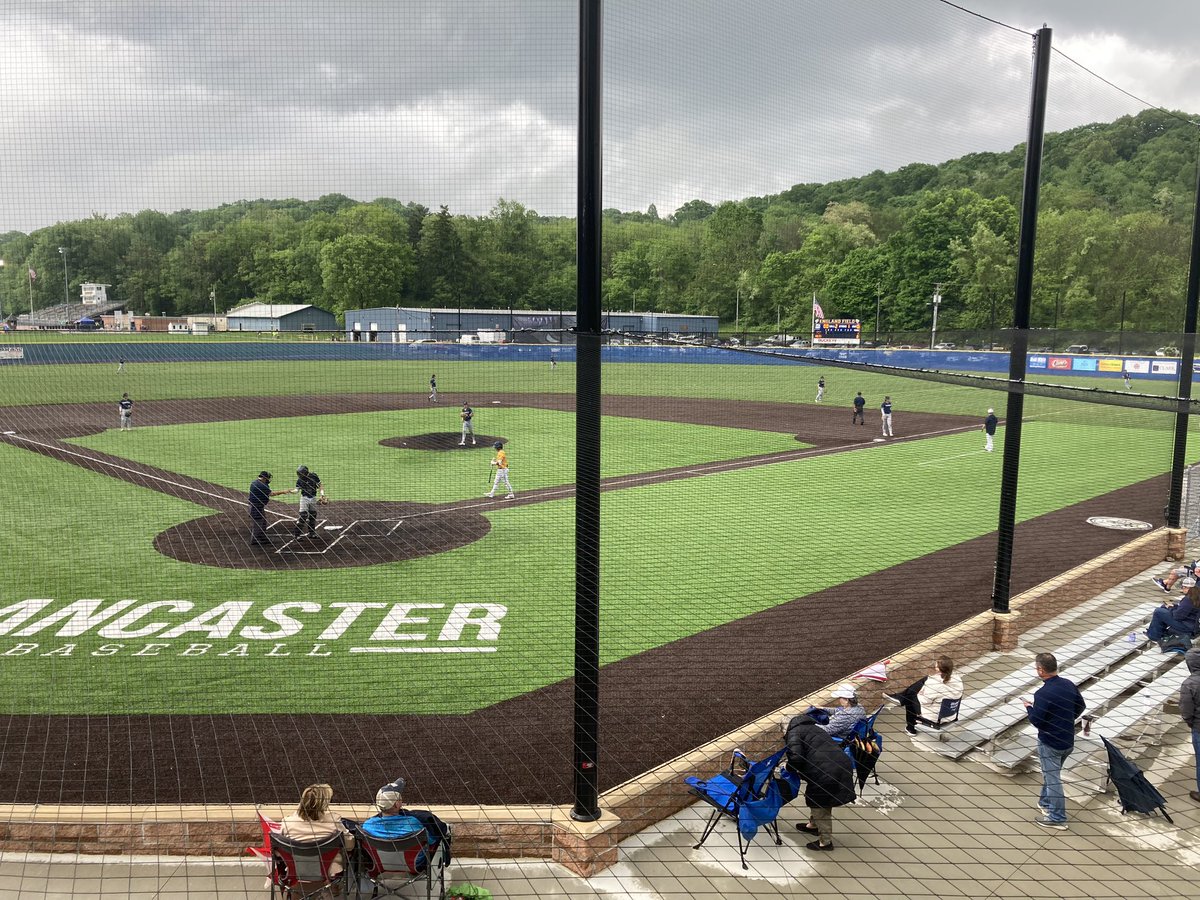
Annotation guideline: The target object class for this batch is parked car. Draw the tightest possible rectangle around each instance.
[933,342,956,350]
[1155,347,1178,357]
[1063,344,1090,354]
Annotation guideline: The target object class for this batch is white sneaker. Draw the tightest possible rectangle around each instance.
[505,493,515,500]
[459,442,465,446]
[485,493,494,498]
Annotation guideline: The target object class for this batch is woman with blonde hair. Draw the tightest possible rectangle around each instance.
[885,656,964,735]
[279,783,354,875]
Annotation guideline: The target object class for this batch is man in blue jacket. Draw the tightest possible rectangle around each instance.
[1022,653,1086,829]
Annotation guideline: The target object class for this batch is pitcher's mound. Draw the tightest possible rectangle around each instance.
[380,433,505,451]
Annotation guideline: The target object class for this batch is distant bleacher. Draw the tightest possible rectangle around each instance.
[15,298,126,328]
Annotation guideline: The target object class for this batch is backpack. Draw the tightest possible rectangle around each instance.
[1159,633,1193,655]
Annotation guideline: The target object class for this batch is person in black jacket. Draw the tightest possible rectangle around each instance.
[1180,647,1200,803]
[785,714,856,851]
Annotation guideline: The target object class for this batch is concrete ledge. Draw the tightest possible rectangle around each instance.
[0,803,555,860]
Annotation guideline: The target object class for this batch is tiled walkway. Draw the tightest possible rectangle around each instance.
[3,566,1198,899]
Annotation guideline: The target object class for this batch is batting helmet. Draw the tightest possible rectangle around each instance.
[297,465,309,476]
[493,441,503,449]
[259,471,272,482]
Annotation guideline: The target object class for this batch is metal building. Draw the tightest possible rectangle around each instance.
[225,303,338,332]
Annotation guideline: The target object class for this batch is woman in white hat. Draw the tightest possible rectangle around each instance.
[811,683,867,740]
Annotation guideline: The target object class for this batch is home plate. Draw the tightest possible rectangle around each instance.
[492,401,501,404]
[873,437,886,442]
[323,525,343,531]
[2,431,15,436]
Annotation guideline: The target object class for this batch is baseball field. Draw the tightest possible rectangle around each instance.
[0,346,1182,805]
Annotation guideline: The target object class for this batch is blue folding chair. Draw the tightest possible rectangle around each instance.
[685,746,800,869]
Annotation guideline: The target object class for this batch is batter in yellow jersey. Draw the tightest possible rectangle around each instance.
[486,441,515,499]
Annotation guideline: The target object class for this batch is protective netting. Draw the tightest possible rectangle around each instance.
[1,1,1200,898]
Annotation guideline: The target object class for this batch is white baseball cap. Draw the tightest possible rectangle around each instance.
[987,408,994,414]
[830,683,857,700]
[375,777,406,811]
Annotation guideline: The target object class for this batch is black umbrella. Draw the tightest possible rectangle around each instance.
[1101,736,1173,824]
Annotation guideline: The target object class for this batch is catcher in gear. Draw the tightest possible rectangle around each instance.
[292,465,327,538]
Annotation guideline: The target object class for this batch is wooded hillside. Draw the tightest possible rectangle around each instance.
[1,108,1195,333]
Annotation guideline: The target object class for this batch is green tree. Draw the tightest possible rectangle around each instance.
[319,234,414,317]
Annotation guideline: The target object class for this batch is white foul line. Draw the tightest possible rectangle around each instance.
[0,431,299,522]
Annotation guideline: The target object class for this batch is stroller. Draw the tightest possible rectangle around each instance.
[685,746,801,869]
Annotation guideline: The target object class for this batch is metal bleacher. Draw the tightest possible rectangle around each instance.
[928,603,1159,759]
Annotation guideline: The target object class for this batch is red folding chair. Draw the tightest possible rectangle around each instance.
[268,830,349,900]
[349,825,447,900]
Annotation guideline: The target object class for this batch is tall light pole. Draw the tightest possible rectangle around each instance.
[58,247,70,320]
[930,284,943,349]
[0,259,5,318]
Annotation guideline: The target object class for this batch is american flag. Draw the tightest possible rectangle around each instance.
[28,268,36,281]
[812,298,824,320]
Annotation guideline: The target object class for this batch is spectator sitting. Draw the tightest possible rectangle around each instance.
[884,656,965,735]
[1147,583,1200,643]
[1152,560,1198,594]
[361,777,452,868]
[807,684,866,740]
[278,783,353,877]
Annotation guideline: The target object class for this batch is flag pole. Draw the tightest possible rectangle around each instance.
[28,268,34,319]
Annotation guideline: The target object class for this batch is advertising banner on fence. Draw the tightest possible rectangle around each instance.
[812,318,861,346]
[1048,357,1071,370]
[1152,359,1179,375]
[0,347,24,360]
[1098,359,1122,372]
[1072,357,1098,371]
[1126,359,1150,374]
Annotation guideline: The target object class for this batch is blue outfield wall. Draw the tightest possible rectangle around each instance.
[0,340,1193,382]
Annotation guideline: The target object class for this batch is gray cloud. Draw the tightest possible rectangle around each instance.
[1,0,1195,233]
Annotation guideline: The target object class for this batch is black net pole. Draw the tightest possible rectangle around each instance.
[1166,148,1200,528]
[992,27,1051,615]
[571,0,603,823]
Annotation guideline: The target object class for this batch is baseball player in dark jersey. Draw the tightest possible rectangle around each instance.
[815,376,825,402]
[459,402,476,446]
[984,408,998,452]
[293,465,326,538]
[852,392,866,425]
[247,471,291,547]
[429,373,438,402]
[118,393,133,430]
[880,395,893,437]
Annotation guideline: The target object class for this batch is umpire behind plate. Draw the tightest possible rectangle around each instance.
[293,465,327,538]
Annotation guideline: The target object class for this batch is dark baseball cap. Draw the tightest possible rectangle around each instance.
[259,471,272,481]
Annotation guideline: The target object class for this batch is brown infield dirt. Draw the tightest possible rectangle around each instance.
[0,392,1170,807]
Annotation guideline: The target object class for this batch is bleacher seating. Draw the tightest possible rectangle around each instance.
[929,603,1158,759]
[989,647,1180,769]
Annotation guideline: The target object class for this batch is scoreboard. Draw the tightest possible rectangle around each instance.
[812,318,861,346]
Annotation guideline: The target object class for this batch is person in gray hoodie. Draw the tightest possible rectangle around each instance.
[1181,647,1200,803]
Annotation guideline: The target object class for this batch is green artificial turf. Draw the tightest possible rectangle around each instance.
[0,411,1173,715]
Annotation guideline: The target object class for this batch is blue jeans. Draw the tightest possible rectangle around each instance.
[1146,606,1196,642]
[1192,729,1200,793]
[1037,742,1071,823]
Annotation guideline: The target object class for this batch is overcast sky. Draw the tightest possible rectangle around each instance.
[1,0,1197,234]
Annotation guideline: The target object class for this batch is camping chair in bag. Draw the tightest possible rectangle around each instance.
[833,705,885,793]
[268,831,350,900]
[1102,737,1174,824]
[346,822,448,900]
[684,746,800,870]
